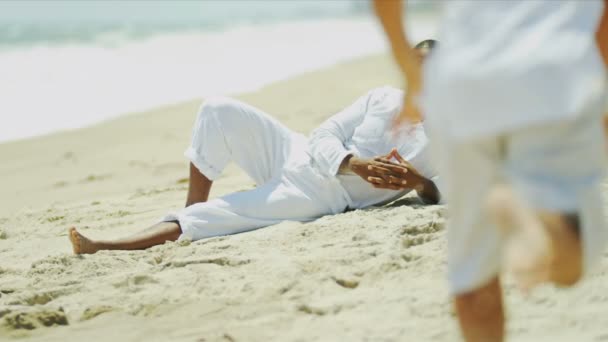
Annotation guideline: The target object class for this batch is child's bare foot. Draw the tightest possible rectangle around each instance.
[487,185,582,291]
[69,227,100,255]
[486,185,554,291]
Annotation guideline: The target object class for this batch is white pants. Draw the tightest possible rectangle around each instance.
[162,97,349,241]
[431,101,608,295]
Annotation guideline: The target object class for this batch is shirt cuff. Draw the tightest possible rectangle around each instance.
[329,150,357,176]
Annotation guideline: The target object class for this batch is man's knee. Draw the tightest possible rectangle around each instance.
[191,96,244,141]
[198,97,242,124]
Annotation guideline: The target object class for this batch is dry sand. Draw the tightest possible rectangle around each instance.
[1,55,608,342]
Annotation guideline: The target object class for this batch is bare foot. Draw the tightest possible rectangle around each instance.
[68,227,99,255]
[486,185,554,291]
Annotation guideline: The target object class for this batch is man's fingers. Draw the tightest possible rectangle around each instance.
[371,161,408,174]
[372,182,404,190]
[387,175,407,186]
[373,157,393,165]
[367,176,385,184]
[391,149,406,164]
[367,164,393,175]
[379,149,394,160]
[367,176,407,190]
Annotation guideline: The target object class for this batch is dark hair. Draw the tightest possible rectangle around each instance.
[414,39,438,50]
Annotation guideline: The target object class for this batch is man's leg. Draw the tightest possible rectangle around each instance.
[185,97,296,188]
[185,162,212,207]
[181,97,297,207]
[69,222,181,254]
[69,175,332,254]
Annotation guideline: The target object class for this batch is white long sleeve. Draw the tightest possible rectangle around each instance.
[307,90,376,176]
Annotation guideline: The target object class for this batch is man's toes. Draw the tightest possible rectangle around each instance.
[68,227,82,254]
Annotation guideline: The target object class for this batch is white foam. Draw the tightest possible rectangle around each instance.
[0,16,437,143]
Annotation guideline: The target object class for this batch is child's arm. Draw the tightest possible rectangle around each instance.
[597,0,608,67]
[373,0,423,124]
[598,1,607,145]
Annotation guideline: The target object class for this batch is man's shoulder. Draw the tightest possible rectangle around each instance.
[368,85,404,97]
[366,86,404,111]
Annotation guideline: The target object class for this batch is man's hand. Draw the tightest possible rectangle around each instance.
[372,148,427,191]
[342,151,409,190]
[374,148,441,204]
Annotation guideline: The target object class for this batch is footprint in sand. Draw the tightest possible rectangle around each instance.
[402,235,437,248]
[163,257,251,269]
[8,287,78,306]
[80,306,116,321]
[80,174,112,183]
[2,307,68,330]
[332,277,359,289]
[400,220,445,236]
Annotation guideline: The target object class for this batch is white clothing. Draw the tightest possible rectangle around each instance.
[421,0,608,294]
[433,101,607,295]
[309,86,439,208]
[422,0,607,140]
[163,87,439,241]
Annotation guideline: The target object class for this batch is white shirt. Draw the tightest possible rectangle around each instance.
[422,0,607,140]
[307,86,439,209]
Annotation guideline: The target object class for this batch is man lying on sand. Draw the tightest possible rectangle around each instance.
[68,41,441,255]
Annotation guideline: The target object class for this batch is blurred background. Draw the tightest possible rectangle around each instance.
[0,0,439,143]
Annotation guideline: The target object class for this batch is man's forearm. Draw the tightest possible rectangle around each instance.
[338,154,356,175]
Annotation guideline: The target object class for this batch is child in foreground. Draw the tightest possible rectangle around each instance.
[374,0,608,341]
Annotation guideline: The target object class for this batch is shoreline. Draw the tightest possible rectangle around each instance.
[0,17,389,144]
[0,13,439,144]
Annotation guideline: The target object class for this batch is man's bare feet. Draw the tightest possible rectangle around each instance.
[486,185,554,291]
[69,227,100,255]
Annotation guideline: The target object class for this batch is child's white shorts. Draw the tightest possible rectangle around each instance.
[431,101,607,294]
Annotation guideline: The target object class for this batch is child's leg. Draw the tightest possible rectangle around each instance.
[487,185,581,290]
[454,276,505,342]
[428,130,505,341]
[496,107,607,290]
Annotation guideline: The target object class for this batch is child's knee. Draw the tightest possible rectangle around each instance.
[454,278,503,318]
[551,261,582,287]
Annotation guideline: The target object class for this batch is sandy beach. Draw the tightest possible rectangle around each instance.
[1,54,608,342]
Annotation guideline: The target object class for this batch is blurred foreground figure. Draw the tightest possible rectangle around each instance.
[374,0,608,341]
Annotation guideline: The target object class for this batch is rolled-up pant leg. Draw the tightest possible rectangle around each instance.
[165,96,331,240]
[185,96,296,185]
[163,176,330,241]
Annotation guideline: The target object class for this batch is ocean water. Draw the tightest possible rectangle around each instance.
[0,0,438,143]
